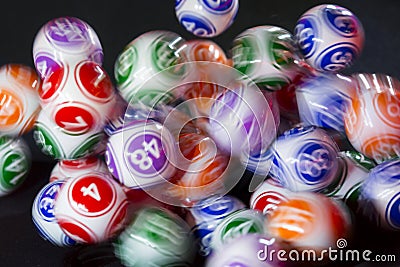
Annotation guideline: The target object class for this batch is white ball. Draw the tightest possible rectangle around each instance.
[33,17,103,79]
[54,172,129,244]
[175,0,239,37]
[114,30,188,106]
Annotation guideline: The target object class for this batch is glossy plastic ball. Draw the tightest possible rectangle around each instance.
[269,125,341,192]
[54,172,129,244]
[33,16,103,79]
[360,158,400,230]
[231,25,301,91]
[175,0,239,38]
[114,30,187,106]
[105,120,177,189]
[0,64,41,137]
[294,4,364,72]
[344,73,400,163]
[114,207,195,266]
[0,136,31,196]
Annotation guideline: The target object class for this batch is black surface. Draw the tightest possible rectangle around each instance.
[1,0,400,266]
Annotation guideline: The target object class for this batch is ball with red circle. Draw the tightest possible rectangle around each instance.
[54,172,129,244]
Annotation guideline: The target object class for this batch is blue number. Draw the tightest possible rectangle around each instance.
[295,17,317,58]
[38,181,63,221]
[318,43,358,72]
[324,7,358,37]
[179,13,216,37]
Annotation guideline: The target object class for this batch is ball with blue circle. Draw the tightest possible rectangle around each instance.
[294,4,364,72]
[175,0,239,37]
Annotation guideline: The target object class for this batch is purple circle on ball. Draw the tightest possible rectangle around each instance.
[46,17,89,48]
[126,132,167,177]
[34,53,63,79]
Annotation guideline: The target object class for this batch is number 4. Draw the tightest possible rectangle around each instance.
[81,183,101,201]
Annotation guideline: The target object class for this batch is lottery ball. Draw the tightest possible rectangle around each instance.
[105,120,176,189]
[296,73,354,133]
[32,181,77,246]
[54,172,129,244]
[187,194,245,256]
[114,30,187,107]
[266,192,352,252]
[344,73,400,163]
[294,4,364,72]
[33,110,105,160]
[208,80,277,159]
[38,60,116,133]
[0,64,40,137]
[231,25,301,91]
[0,136,31,196]
[250,179,293,216]
[359,158,400,230]
[269,125,341,192]
[164,132,230,206]
[206,234,287,267]
[175,0,239,38]
[50,156,108,182]
[114,207,195,266]
[211,208,266,251]
[33,16,103,79]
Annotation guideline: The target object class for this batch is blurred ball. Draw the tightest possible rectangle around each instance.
[211,208,266,251]
[0,64,40,137]
[206,234,287,267]
[250,179,292,216]
[266,192,352,252]
[38,60,116,133]
[296,73,355,133]
[294,4,364,72]
[114,30,187,106]
[165,132,230,206]
[208,80,277,159]
[33,17,103,79]
[33,110,105,160]
[105,120,176,189]
[182,39,230,66]
[114,207,195,266]
[50,156,108,182]
[187,195,245,256]
[269,125,341,192]
[32,180,77,246]
[54,172,129,244]
[231,25,301,91]
[344,73,400,163]
[360,158,400,230]
[175,0,239,38]
[0,135,31,196]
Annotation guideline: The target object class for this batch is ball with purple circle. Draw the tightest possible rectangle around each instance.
[208,81,277,161]
[105,120,177,189]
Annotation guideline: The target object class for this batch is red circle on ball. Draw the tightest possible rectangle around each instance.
[76,61,114,103]
[69,175,116,217]
[54,103,96,135]
[39,66,66,101]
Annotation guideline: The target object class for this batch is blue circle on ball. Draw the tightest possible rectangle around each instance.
[324,6,359,37]
[201,0,235,14]
[37,181,63,222]
[318,43,358,72]
[280,125,316,140]
[370,159,400,186]
[198,196,235,217]
[296,142,333,185]
[315,95,347,132]
[386,192,400,229]
[295,16,317,59]
[179,12,216,37]
[175,0,184,8]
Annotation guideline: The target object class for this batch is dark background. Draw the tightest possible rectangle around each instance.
[0,0,400,266]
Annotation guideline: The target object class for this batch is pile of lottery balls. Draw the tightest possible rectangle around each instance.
[0,1,398,266]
